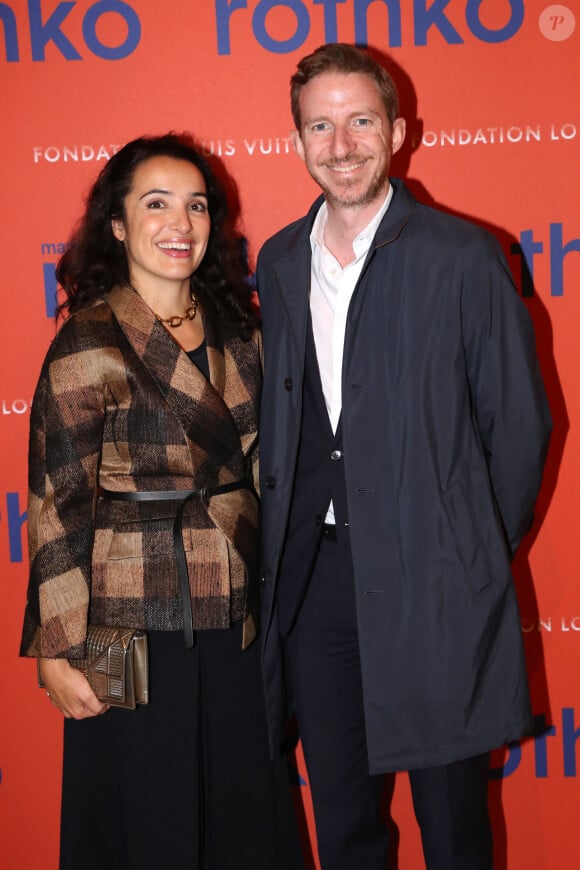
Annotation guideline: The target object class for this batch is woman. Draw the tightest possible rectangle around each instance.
[20,134,303,870]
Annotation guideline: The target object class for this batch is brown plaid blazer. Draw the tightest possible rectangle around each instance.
[20,285,261,660]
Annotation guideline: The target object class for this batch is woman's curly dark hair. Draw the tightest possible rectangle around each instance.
[56,133,258,339]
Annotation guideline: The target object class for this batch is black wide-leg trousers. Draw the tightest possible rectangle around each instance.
[61,625,303,870]
[284,531,493,870]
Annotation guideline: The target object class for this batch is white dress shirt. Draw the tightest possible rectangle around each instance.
[309,187,393,523]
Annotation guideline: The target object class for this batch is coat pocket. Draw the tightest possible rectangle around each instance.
[442,480,494,594]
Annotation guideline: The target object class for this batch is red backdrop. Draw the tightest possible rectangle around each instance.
[1,2,579,867]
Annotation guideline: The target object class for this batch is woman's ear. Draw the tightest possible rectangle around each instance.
[111,218,126,242]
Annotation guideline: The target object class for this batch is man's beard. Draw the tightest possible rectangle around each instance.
[308,157,389,210]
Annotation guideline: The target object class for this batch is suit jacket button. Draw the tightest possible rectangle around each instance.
[265,476,276,489]
[284,378,293,391]
[330,450,342,461]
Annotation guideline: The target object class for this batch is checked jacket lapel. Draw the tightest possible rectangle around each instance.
[106,285,249,476]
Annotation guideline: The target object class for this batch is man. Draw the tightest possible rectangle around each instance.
[257,43,551,870]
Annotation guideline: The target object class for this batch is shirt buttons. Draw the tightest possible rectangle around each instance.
[330,450,342,461]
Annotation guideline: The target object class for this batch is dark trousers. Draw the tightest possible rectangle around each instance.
[284,532,493,870]
[61,626,303,870]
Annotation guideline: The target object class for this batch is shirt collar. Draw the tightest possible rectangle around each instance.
[310,184,394,256]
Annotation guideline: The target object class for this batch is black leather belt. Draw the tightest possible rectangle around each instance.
[101,478,252,648]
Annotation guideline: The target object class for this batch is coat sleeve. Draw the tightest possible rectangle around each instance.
[461,231,552,554]
[20,321,106,659]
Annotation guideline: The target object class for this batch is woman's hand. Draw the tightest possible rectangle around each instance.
[39,658,110,719]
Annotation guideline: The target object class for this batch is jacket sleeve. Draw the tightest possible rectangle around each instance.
[461,231,552,554]
[20,322,106,659]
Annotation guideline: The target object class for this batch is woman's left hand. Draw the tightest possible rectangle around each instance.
[39,657,110,719]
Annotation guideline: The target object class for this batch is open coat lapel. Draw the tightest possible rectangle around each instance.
[269,211,315,364]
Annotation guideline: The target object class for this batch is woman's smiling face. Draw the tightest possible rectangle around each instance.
[111,155,211,294]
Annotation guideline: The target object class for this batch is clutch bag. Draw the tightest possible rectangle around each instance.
[38,624,149,710]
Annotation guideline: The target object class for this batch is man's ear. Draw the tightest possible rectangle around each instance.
[111,218,126,242]
[391,117,406,156]
[290,129,306,162]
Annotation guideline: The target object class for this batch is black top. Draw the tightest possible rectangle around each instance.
[187,340,209,380]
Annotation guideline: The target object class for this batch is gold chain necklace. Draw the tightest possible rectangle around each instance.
[153,294,198,328]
